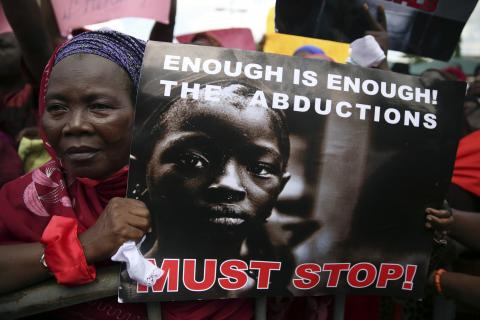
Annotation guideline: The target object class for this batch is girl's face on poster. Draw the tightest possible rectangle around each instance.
[146,94,290,235]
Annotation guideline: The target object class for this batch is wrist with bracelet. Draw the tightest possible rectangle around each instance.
[39,252,49,270]
[434,268,447,295]
[40,216,96,285]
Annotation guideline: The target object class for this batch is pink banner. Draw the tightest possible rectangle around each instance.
[51,0,171,36]
[0,5,12,34]
[176,28,257,51]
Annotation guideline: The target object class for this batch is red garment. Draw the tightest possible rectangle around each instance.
[2,83,33,109]
[442,66,467,82]
[452,130,480,196]
[345,296,380,320]
[267,296,332,320]
[0,83,36,141]
[0,160,143,320]
[0,133,23,187]
[0,39,252,320]
[41,216,97,285]
[164,300,253,320]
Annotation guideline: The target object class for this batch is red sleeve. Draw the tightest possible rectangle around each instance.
[0,172,50,244]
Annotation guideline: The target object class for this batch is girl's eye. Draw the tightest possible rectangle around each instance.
[46,104,68,115]
[176,152,209,170]
[248,163,276,177]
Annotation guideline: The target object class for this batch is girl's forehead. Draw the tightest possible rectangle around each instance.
[173,98,277,128]
[162,99,281,145]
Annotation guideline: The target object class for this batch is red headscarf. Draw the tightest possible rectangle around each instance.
[0,34,252,320]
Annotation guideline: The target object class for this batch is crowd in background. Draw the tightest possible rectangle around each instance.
[0,0,479,319]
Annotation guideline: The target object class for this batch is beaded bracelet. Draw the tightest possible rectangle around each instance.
[434,268,447,295]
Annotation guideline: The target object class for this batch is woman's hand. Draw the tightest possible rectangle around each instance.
[79,197,151,264]
[362,4,389,70]
[362,4,389,56]
[425,206,454,245]
[425,207,454,232]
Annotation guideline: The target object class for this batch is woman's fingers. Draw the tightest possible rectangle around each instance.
[126,215,151,233]
[425,208,453,231]
[377,5,387,31]
[124,225,147,242]
[426,208,450,217]
[362,3,384,31]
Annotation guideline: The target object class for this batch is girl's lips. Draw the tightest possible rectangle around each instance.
[202,205,249,227]
[208,216,246,226]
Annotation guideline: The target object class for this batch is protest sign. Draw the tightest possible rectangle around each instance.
[0,5,12,34]
[275,0,478,61]
[50,0,170,36]
[263,7,349,63]
[119,41,465,302]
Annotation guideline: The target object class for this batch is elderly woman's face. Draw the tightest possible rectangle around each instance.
[42,54,134,180]
[146,99,289,234]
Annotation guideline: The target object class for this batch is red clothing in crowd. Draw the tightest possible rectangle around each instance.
[452,130,480,197]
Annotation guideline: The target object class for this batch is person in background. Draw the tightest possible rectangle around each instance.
[391,62,410,75]
[17,132,51,172]
[445,126,480,319]
[447,99,480,214]
[0,32,26,186]
[149,0,176,42]
[463,96,480,134]
[474,64,480,79]
[293,45,334,61]
[1,0,52,87]
[0,130,23,186]
[0,31,36,145]
[425,206,480,311]
[0,0,54,184]
[39,0,67,47]
[419,66,480,319]
[468,76,480,99]
[351,4,389,71]
[442,66,467,82]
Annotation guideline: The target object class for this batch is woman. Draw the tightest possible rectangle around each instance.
[0,30,252,320]
[425,207,480,310]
